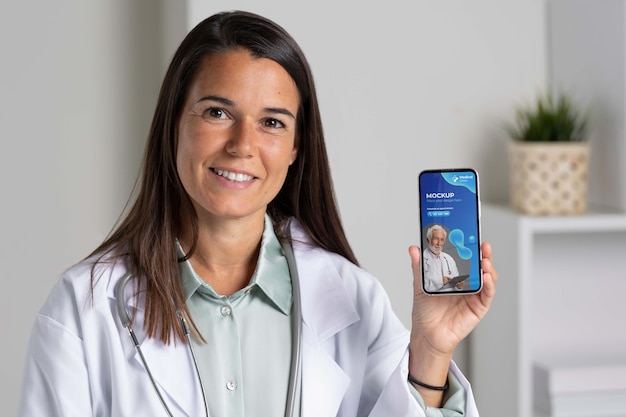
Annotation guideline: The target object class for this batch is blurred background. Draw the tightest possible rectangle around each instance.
[1,0,552,415]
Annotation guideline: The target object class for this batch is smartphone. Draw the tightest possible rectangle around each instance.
[418,168,482,295]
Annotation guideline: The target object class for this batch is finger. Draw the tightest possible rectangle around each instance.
[480,270,497,302]
[480,242,498,283]
[483,258,498,283]
[481,241,492,261]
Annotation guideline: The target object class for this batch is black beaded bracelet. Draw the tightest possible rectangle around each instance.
[407,374,449,391]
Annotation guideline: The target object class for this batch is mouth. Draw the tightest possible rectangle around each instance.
[211,168,255,183]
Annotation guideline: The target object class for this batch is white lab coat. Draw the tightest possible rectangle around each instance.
[422,249,460,293]
[17,220,479,417]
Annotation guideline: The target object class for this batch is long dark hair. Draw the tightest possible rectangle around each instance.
[90,10,357,344]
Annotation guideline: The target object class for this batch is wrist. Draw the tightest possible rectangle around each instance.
[408,339,453,407]
[408,374,449,391]
[408,336,453,388]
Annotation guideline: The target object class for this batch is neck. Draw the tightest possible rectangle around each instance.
[180,214,266,296]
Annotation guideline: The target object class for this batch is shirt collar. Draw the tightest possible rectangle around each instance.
[178,214,292,315]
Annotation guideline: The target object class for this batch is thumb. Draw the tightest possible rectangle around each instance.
[408,245,421,281]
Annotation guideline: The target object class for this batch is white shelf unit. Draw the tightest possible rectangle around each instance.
[470,203,626,417]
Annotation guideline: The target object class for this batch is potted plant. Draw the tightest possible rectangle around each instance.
[507,91,590,215]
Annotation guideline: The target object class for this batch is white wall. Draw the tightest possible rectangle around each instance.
[1,1,546,414]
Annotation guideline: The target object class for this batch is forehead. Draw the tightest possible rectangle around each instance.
[432,229,446,237]
[186,49,300,104]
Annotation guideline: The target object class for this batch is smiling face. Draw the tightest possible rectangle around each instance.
[176,49,300,225]
[428,229,446,256]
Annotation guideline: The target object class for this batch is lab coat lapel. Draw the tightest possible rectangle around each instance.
[137,335,207,417]
[300,332,351,417]
[107,273,206,417]
[290,220,360,417]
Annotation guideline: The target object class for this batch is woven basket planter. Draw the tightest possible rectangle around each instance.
[508,141,590,215]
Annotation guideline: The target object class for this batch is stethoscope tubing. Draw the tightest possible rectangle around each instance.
[115,239,302,417]
[116,272,179,417]
[423,253,453,276]
[282,240,302,417]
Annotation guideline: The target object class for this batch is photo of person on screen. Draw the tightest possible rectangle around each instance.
[422,224,466,292]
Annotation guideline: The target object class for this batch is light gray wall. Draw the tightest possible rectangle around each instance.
[1,1,546,414]
[0,1,167,414]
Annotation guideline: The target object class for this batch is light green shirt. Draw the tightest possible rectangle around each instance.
[181,215,296,417]
[180,215,466,417]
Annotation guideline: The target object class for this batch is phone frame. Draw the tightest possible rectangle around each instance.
[418,168,483,296]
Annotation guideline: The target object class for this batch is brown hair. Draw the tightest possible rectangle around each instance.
[90,10,357,344]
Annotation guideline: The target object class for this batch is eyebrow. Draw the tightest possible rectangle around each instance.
[198,95,296,120]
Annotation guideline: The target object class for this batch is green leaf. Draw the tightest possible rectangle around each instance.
[507,91,588,142]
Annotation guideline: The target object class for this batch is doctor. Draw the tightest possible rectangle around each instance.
[17,10,498,417]
[422,225,464,292]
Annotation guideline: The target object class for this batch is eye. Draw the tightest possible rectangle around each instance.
[203,107,229,120]
[263,118,286,129]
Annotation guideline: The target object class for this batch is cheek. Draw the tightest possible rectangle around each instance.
[175,139,188,176]
[278,145,298,177]
[177,123,208,169]
[175,134,200,189]
[289,147,298,165]
[264,148,296,196]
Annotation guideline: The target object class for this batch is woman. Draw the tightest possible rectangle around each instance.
[17,10,497,417]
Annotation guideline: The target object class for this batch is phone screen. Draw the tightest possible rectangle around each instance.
[418,168,482,295]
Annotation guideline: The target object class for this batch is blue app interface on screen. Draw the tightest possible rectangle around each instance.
[419,169,481,293]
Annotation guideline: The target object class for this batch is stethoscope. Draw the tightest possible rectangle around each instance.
[423,250,453,276]
[115,240,302,417]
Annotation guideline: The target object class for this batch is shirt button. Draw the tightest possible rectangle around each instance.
[220,305,232,316]
[226,380,238,391]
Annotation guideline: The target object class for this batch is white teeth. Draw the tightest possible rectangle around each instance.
[214,169,253,182]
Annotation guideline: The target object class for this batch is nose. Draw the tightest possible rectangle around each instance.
[225,120,255,158]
